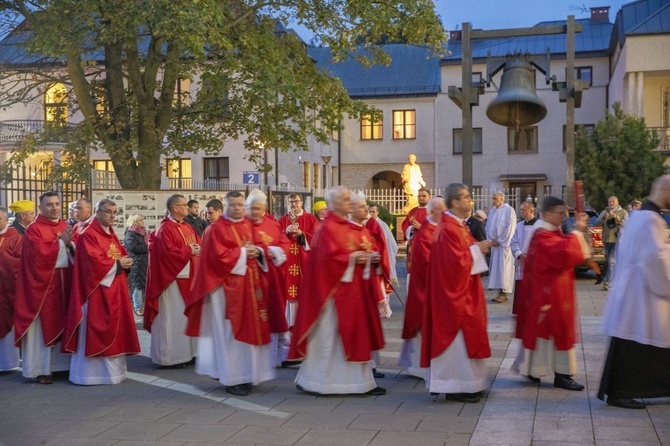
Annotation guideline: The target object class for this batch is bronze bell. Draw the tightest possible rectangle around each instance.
[486,58,547,128]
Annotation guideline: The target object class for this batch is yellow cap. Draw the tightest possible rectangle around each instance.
[313,200,327,213]
[9,200,35,213]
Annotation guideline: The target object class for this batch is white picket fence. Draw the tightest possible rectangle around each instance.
[358,187,522,215]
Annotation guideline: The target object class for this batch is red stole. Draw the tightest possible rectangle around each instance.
[421,214,490,366]
[278,211,319,301]
[252,217,290,334]
[62,218,140,356]
[402,218,435,340]
[13,215,72,347]
[288,213,385,362]
[186,217,270,345]
[144,217,200,332]
[0,228,22,338]
[520,229,586,351]
[402,206,427,272]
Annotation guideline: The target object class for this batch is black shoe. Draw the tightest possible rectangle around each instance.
[595,274,604,285]
[372,368,385,379]
[553,375,585,391]
[226,384,250,396]
[184,357,196,366]
[527,375,540,383]
[606,397,646,410]
[281,360,302,368]
[365,386,386,396]
[445,392,480,403]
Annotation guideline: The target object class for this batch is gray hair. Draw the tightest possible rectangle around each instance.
[96,198,116,211]
[326,186,349,209]
[166,194,185,211]
[125,213,144,228]
[445,183,469,209]
[492,191,504,199]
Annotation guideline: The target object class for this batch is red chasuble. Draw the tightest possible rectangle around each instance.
[421,214,490,367]
[401,206,427,273]
[288,213,385,362]
[144,217,200,332]
[278,211,319,301]
[252,217,291,334]
[14,215,72,347]
[0,228,22,338]
[520,229,586,351]
[185,217,270,345]
[62,218,140,357]
[401,218,435,340]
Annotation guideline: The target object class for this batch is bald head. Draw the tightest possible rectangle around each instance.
[327,186,352,218]
[427,197,446,222]
[649,175,670,209]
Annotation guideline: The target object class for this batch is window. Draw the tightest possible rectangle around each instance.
[576,66,593,86]
[92,160,115,172]
[173,78,191,106]
[44,83,68,125]
[563,124,595,152]
[166,158,192,188]
[453,128,483,154]
[360,114,382,140]
[393,110,416,139]
[507,126,538,153]
[203,157,229,181]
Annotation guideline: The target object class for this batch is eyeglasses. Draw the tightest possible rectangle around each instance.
[98,209,118,216]
[289,200,302,204]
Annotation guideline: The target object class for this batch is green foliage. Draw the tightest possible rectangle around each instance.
[367,200,395,231]
[0,0,446,189]
[575,102,666,210]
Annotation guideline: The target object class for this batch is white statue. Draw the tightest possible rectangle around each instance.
[400,154,426,214]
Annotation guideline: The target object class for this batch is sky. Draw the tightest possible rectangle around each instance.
[434,0,630,31]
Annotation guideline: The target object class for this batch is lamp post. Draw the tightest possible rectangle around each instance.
[321,155,332,190]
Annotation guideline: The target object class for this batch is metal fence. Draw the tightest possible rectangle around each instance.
[357,187,521,215]
[0,163,88,216]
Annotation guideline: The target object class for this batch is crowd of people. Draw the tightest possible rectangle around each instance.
[0,176,668,410]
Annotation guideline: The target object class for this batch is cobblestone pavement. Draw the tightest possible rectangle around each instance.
[1,259,668,446]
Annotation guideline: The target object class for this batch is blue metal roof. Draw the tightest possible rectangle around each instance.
[307,45,441,97]
[611,0,670,48]
[628,2,670,34]
[443,18,613,62]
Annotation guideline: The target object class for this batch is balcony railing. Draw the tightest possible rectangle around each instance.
[0,120,73,143]
[649,127,670,154]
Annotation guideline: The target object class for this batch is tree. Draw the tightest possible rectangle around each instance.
[0,0,446,189]
[575,102,666,210]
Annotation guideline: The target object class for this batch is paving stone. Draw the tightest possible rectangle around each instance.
[416,415,478,433]
[594,425,661,442]
[156,407,237,424]
[348,413,422,431]
[35,420,121,438]
[225,426,310,444]
[281,411,357,428]
[98,406,179,422]
[159,424,243,443]
[295,428,378,446]
[368,430,449,446]
[94,421,182,441]
[272,397,344,413]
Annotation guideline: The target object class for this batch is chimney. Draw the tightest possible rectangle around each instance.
[449,30,462,41]
[590,6,610,23]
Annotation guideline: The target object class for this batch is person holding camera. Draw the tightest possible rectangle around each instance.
[595,196,628,291]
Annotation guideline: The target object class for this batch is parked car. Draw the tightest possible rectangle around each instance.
[565,209,606,272]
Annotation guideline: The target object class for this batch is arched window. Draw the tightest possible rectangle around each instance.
[44,83,68,125]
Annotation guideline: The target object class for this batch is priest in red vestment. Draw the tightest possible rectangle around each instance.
[421,184,491,403]
[145,194,200,367]
[0,207,21,370]
[13,191,73,384]
[62,199,140,384]
[278,193,319,327]
[399,197,445,379]
[245,189,291,366]
[186,190,274,397]
[400,187,430,274]
[289,186,386,396]
[512,196,590,391]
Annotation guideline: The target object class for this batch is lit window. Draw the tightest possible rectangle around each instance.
[44,83,68,125]
[167,158,192,188]
[93,160,115,172]
[174,78,191,106]
[361,114,383,140]
[393,110,416,139]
